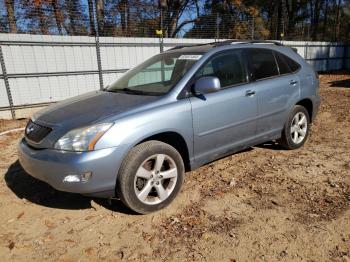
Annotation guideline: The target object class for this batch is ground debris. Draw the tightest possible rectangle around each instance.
[0,73,350,261]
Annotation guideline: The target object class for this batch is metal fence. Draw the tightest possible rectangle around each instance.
[1,0,349,42]
[0,0,350,119]
[0,33,349,119]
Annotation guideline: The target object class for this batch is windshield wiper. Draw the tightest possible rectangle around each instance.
[107,88,156,95]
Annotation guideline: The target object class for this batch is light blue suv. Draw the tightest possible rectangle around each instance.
[18,40,320,214]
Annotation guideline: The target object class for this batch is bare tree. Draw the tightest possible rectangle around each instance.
[4,0,17,33]
[88,0,96,35]
[51,0,63,35]
[95,0,105,35]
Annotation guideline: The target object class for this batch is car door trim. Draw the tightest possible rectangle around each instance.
[198,115,259,137]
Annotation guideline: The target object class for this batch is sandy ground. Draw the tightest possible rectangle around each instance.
[0,73,349,262]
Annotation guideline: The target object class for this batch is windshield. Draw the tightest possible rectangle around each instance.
[107,52,202,96]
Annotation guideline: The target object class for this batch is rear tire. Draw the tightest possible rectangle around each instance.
[116,140,184,214]
[280,105,310,150]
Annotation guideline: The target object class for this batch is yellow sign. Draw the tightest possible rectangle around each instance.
[156,30,163,35]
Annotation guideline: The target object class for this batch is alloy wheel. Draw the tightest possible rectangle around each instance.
[133,154,178,205]
[290,112,308,144]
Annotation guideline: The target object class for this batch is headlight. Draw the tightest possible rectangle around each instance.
[54,123,113,152]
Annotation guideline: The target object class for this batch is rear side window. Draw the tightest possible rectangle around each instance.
[275,51,301,74]
[195,50,247,88]
[247,49,279,80]
[283,54,301,72]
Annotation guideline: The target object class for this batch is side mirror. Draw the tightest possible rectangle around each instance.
[193,77,221,95]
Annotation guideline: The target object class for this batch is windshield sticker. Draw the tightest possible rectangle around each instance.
[178,54,202,60]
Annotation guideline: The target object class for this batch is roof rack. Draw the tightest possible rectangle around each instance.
[168,42,215,51]
[213,40,284,46]
[167,40,284,51]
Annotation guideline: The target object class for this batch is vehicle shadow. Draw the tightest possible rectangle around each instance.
[4,160,132,214]
[256,141,285,150]
[329,78,350,88]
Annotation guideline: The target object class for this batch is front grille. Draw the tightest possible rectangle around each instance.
[25,120,52,143]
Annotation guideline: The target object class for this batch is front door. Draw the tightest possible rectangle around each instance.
[189,49,258,165]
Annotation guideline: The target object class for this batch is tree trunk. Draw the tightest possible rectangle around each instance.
[276,0,282,40]
[268,1,274,38]
[322,0,328,41]
[5,0,17,33]
[95,0,105,35]
[119,1,127,34]
[67,1,78,35]
[87,0,96,35]
[311,0,321,41]
[126,3,130,35]
[36,5,48,34]
[285,0,297,39]
[334,0,341,41]
[52,0,63,35]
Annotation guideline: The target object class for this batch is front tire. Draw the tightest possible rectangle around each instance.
[116,140,184,214]
[280,105,310,150]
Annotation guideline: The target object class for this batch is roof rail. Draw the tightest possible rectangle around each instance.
[167,40,284,51]
[213,40,284,47]
[167,42,215,51]
[248,40,284,46]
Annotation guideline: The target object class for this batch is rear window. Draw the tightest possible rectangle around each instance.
[275,51,301,74]
[247,49,279,80]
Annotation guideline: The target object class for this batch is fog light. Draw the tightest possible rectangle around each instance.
[63,172,92,183]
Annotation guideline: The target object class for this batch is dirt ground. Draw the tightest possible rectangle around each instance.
[0,73,349,262]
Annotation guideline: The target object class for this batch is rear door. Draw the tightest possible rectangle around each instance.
[189,49,258,165]
[246,48,300,139]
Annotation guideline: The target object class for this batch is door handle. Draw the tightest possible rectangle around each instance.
[289,80,298,85]
[245,90,256,97]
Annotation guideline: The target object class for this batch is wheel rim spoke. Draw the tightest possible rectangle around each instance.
[136,166,152,179]
[155,183,168,201]
[298,128,306,137]
[293,131,298,142]
[160,168,177,179]
[298,115,306,125]
[137,181,153,201]
[154,154,165,172]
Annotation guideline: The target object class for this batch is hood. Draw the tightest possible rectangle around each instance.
[34,91,160,130]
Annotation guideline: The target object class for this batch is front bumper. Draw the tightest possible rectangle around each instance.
[17,138,128,197]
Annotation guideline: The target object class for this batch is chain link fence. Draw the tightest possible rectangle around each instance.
[1,1,349,40]
[0,0,349,119]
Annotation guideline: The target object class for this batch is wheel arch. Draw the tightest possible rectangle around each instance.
[137,131,191,172]
[296,98,313,122]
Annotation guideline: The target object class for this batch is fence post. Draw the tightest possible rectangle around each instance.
[93,1,104,90]
[0,45,15,119]
[159,5,164,53]
[251,15,255,40]
[305,42,308,60]
[215,13,219,41]
[326,44,331,72]
[343,44,348,70]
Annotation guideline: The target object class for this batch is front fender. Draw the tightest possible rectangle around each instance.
[95,99,194,159]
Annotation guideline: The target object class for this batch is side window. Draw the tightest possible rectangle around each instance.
[275,51,301,75]
[248,49,279,80]
[283,54,301,72]
[195,50,247,88]
[275,52,291,75]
